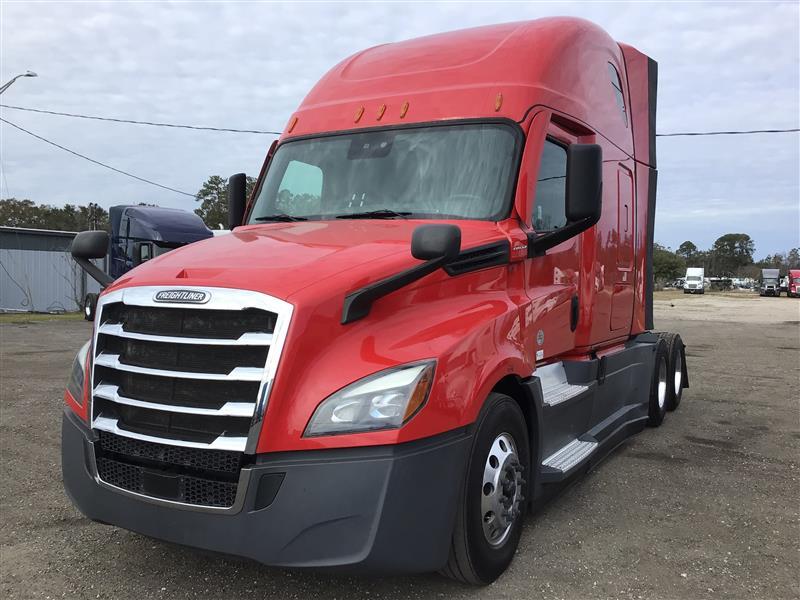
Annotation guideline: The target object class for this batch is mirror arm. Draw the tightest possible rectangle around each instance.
[527,217,595,257]
[341,256,448,324]
[74,257,114,288]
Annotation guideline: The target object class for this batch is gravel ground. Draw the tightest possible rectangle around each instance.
[1,293,798,599]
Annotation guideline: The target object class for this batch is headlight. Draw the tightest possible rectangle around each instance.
[66,341,91,405]
[304,361,435,437]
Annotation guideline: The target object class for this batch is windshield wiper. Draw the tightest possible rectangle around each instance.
[335,209,412,220]
[254,214,308,222]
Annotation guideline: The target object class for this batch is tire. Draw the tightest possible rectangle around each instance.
[647,339,669,427]
[442,393,530,585]
[663,333,685,411]
[83,293,98,322]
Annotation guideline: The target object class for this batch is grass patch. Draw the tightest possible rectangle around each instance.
[0,312,85,324]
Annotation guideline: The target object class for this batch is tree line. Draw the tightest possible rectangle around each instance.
[1,180,797,283]
[0,175,255,232]
[654,233,800,282]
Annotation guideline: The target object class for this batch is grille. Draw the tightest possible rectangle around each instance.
[99,336,268,374]
[95,367,260,410]
[98,431,241,473]
[90,288,291,509]
[101,304,276,339]
[96,456,238,508]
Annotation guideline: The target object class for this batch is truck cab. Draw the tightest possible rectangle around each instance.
[82,206,213,320]
[62,18,688,584]
[683,267,705,294]
[785,269,800,298]
[760,268,781,297]
[108,205,212,279]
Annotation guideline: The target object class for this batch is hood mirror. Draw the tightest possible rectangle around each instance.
[71,230,113,288]
[411,224,461,263]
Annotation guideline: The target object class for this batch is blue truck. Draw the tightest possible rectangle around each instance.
[83,205,212,319]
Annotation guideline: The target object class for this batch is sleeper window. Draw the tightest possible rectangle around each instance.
[532,139,567,231]
[608,63,628,127]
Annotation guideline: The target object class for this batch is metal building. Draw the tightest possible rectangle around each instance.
[0,226,102,313]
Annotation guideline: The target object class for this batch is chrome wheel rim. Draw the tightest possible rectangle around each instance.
[657,357,667,409]
[673,355,682,397]
[480,433,524,547]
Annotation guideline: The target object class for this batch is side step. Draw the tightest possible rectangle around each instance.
[541,439,598,481]
[537,362,590,407]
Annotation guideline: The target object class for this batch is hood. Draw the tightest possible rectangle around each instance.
[109,219,506,302]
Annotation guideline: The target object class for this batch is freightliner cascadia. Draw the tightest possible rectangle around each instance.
[62,18,689,584]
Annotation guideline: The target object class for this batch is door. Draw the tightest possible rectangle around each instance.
[523,118,582,363]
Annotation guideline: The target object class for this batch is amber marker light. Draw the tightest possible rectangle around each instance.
[495,92,503,112]
[400,101,410,118]
[287,115,298,133]
[354,105,365,123]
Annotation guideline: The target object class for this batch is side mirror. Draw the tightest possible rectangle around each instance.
[565,144,602,222]
[71,231,113,288]
[529,143,603,256]
[228,172,247,230]
[72,230,109,260]
[134,241,153,265]
[411,224,461,263]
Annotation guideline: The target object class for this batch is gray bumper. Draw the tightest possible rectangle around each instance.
[62,411,471,573]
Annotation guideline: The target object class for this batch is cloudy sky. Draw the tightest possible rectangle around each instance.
[1,1,798,257]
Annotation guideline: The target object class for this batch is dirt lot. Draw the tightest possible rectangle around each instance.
[1,293,798,599]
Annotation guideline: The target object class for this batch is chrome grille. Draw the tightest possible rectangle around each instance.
[89,286,293,510]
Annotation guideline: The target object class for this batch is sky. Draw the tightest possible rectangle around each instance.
[1,1,798,258]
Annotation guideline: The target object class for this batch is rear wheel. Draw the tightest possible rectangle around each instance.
[662,333,685,411]
[442,393,529,585]
[647,339,669,427]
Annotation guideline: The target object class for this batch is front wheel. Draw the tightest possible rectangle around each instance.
[83,293,98,322]
[442,393,529,585]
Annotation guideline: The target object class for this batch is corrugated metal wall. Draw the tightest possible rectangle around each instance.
[0,227,102,312]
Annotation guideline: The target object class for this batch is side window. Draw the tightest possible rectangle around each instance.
[275,160,323,214]
[532,139,567,231]
[608,63,628,127]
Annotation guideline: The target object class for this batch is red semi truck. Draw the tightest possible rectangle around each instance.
[62,18,688,584]
[787,269,800,297]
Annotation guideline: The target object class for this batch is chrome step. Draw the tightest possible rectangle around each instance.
[93,384,255,418]
[537,362,590,407]
[542,439,598,473]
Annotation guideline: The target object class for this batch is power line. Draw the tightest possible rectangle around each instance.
[0,103,281,135]
[1,103,798,138]
[656,128,799,137]
[0,117,196,197]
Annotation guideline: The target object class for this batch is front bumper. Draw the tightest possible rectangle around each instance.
[62,411,471,573]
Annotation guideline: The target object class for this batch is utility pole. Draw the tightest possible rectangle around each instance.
[0,71,38,95]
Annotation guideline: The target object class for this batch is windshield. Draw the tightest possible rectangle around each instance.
[248,123,519,223]
[794,277,800,284]
[687,276,701,281]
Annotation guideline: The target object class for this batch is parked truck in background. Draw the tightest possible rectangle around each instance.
[760,268,782,297]
[683,267,705,294]
[62,18,689,584]
[786,269,800,298]
[82,205,213,320]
